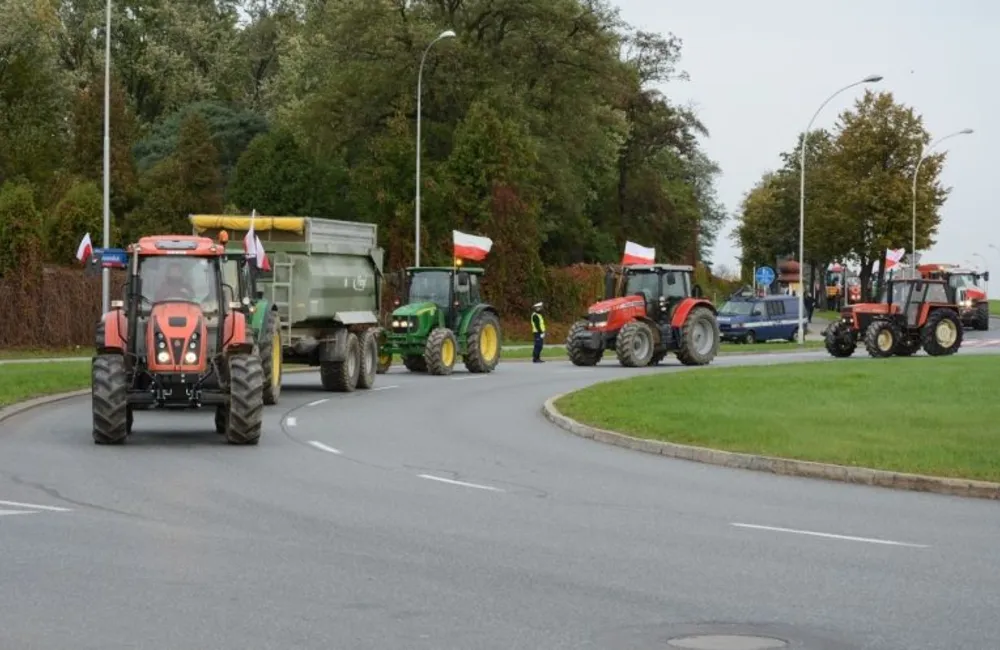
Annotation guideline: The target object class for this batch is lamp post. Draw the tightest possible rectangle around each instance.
[911,128,973,278]
[797,74,883,344]
[101,0,112,313]
[414,29,456,267]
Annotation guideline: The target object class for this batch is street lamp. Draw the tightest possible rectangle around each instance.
[101,0,112,313]
[797,74,883,344]
[911,128,973,277]
[414,29,456,267]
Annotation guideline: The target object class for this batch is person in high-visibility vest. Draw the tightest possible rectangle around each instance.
[531,302,546,363]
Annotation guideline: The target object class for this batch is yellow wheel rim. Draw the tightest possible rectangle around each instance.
[936,320,957,346]
[379,351,392,366]
[480,323,498,361]
[877,330,893,351]
[441,337,455,366]
[271,332,281,386]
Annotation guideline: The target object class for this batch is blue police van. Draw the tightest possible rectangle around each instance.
[717,294,802,344]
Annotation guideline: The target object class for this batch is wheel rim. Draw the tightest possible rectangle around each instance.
[877,329,893,351]
[271,332,281,387]
[441,337,456,366]
[692,319,714,355]
[632,328,651,359]
[480,323,498,360]
[379,351,392,367]
[367,338,377,372]
[935,319,957,346]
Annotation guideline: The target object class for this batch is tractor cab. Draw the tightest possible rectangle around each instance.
[597,264,700,326]
[392,264,484,330]
[916,263,990,330]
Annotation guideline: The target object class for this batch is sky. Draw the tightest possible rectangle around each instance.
[611,0,997,277]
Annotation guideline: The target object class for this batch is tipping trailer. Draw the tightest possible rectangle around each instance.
[190,214,385,393]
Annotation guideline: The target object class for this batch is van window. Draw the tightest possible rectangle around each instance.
[766,300,786,318]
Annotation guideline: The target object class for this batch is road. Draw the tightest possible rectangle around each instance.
[1,345,999,650]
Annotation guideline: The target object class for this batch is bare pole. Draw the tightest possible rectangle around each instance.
[101,0,112,312]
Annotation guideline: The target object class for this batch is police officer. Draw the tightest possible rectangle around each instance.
[531,302,546,363]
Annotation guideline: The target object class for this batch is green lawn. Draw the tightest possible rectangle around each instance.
[555,355,1000,482]
[0,363,91,407]
[991,300,1000,316]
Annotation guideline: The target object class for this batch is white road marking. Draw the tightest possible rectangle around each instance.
[285,416,297,427]
[731,523,929,548]
[308,441,342,455]
[0,499,72,512]
[418,474,504,492]
[371,385,399,391]
[450,375,487,381]
[0,509,36,516]
[306,398,328,407]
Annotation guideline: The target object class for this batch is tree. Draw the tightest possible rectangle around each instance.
[46,180,122,263]
[0,180,44,276]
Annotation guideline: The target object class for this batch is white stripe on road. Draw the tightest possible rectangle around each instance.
[306,398,328,407]
[308,441,342,455]
[0,499,72,512]
[285,416,297,427]
[0,509,36,516]
[371,385,399,391]
[418,474,504,492]
[451,375,487,381]
[731,522,928,548]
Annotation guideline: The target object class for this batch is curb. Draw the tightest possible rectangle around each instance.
[541,394,1000,500]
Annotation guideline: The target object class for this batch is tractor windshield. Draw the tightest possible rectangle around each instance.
[407,270,452,307]
[624,271,659,301]
[138,256,221,315]
[948,273,981,290]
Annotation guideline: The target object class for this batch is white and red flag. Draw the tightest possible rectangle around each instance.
[453,230,493,261]
[243,211,271,271]
[75,232,93,263]
[622,240,655,265]
[884,248,905,271]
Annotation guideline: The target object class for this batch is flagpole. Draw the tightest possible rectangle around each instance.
[101,0,111,313]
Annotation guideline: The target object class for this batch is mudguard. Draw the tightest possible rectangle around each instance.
[669,297,717,329]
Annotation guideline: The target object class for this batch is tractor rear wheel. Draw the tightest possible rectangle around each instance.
[425,327,458,375]
[225,353,264,445]
[616,320,655,367]
[973,302,989,331]
[566,320,603,366]
[259,310,282,405]
[864,320,900,358]
[676,306,720,366]
[921,309,963,356]
[403,355,427,372]
[92,354,128,445]
[824,320,856,357]
[320,332,362,391]
[357,327,379,389]
[463,311,502,373]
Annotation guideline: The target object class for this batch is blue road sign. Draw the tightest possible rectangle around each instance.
[755,265,775,286]
[95,248,128,268]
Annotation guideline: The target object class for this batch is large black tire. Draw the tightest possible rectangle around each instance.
[403,355,427,372]
[615,320,655,367]
[225,353,264,445]
[376,328,392,374]
[320,332,361,391]
[357,327,378,389]
[973,302,989,331]
[566,320,603,366]
[675,306,720,366]
[864,319,900,358]
[214,406,227,434]
[824,320,856,357]
[463,310,502,373]
[92,354,128,445]
[424,327,458,376]
[259,309,282,405]
[921,309,963,356]
[94,320,105,349]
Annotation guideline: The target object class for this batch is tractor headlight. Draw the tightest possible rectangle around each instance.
[184,351,197,364]
[392,320,400,327]
[157,351,170,363]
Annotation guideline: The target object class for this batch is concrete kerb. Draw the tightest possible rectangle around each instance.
[541,392,1000,501]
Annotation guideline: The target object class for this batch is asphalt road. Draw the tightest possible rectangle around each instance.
[1,342,999,649]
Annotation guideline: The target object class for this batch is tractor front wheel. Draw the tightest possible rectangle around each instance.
[864,320,900,358]
[973,302,990,331]
[566,320,603,366]
[225,353,264,445]
[376,329,392,374]
[676,306,720,366]
[425,327,458,375]
[320,332,362,391]
[616,320,655,367]
[921,309,963,356]
[259,310,282,405]
[92,354,128,445]
[824,320,856,357]
[357,327,379,389]
[463,311,502,373]
[403,355,427,372]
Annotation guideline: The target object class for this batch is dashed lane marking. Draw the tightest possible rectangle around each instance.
[731,522,929,548]
[308,441,342,455]
[418,474,504,492]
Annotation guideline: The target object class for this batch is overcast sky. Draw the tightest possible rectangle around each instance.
[611,0,996,275]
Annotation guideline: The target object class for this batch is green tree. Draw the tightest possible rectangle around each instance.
[46,180,122,264]
[0,180,44,275]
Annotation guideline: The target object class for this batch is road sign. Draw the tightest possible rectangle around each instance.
[755,266,775,286]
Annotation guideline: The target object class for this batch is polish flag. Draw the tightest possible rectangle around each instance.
[243,212,270,271]
[622,240,655,265]
[453,230,493,261]
[884,248,905,271]
[75,232,93,263]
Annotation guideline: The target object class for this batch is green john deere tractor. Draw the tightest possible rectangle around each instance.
[377,265,501,376]
[220,244,283,405]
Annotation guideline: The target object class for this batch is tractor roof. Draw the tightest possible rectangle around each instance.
[131,235,224,257]
[918,263,979,275]
[623,263,694,272]
[406,266,485,274]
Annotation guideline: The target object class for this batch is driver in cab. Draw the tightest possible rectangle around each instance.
[154,261,194,302]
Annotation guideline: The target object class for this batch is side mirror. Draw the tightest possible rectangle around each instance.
[984,271,991,282]
[692,284,703,297]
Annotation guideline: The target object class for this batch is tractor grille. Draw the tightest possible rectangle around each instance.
[587,312,608,325]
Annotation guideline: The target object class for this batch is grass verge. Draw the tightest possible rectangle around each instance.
[0,363,91,408]
[555,355,1000,482]
[991,300,1000,316]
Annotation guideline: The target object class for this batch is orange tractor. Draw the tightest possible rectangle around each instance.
[565,264,720,367]
[917,263,989,330]
[824,277,963,358]
[92,235,264,445]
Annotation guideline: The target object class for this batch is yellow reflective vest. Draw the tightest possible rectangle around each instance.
[531,311,546,334]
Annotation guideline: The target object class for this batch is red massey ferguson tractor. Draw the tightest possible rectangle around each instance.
[917,263,990,331]
[92,235,264,445]
[565,264,721,367]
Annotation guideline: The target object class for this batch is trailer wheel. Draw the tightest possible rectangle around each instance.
[357,327,378,389]
[259,310,282,405]
[92,354,128,445]
[225,353,264,445]
[320,332,361,391]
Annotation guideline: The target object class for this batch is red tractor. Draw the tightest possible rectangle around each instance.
[92,235,264,445]
[824,277,963,358]
[565,264,720,367]
[917,263,989,330]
